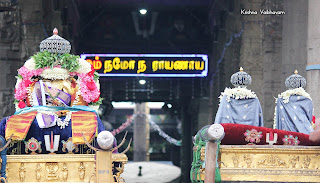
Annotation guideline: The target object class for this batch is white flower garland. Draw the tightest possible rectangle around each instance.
[38,110,72,129]
[75,58,91,74]
[57,111,72,129]
[72,79,82,106]
[273,106,277,129]
[89,105,100,112]
[15,103,19,111]
[40,67,70,80]
[24,58,36,70]
[15,78,22,89]
[26,86,33,106]
[219,87,257,102]
[277,87,311,104]
[147,115,181,146]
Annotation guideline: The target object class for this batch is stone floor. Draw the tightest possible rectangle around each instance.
[122,161,181,183]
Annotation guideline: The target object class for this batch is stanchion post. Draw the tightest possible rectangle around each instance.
[96,151,113,183]
[204,124,224,183]
[204,141,217,183]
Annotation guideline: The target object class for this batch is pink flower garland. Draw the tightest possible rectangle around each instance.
[78,73,100,103]
[15,61,101,104]
[14,79,33,100]
[18,66,44,79]
[15,66,44,101]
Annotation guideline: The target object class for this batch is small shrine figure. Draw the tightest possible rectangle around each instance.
[214,67,263,126]
[78,162,85,181]
[274,70,313,134]
[19,163,26,182]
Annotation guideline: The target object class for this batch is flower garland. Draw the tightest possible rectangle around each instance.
[111,115,135,136]
[147,115,181,146]
[14,52,102,110]
[38,111,72,129]
[273,106,277,129]
[277,87,311,104]
[56,111,72,129]
[111,114,181,146]
[219,87,257,102]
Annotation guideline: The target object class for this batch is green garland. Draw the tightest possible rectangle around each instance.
[190,132,206,183]
[190,127,221,183]
[32,51,80,72]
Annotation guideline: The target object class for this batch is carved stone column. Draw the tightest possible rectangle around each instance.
[0,2,20,118]
[133,103,150,161]
[307,0,320,115]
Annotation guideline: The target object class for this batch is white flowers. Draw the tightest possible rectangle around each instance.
[75,58,91,74]
[219,87,257,102]
[40,68,70,80]
[56,111,72,129]
[277,87,311,104]
[89,105,100,112]
[24,58,36,70]
[38,110,72,129]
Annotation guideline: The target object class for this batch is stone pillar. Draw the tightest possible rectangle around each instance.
[261,0,284,128]
[20,0,46,60]
[197,97,210,129]
[239,0,284,128]
[239,0,264,126]
[133,103,150,161]
[180,99,192,183]
[282,0,308,92]
[307,0,320,116]
[0,0,65,119]
[0,2,21,118]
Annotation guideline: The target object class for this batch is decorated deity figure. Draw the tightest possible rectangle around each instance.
[214,67,263,126]
[274,70,313,134]
[0,28,106,153]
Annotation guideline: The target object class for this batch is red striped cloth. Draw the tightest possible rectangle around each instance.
[71,111,97,144]
[5,111,37,140]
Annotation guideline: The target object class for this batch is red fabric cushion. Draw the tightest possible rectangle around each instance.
[220,123,319,146]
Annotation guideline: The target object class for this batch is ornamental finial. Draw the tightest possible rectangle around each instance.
[53,28,58,35]
[40,28,71,54]
[240,67,244,72]
[294,70,298,74]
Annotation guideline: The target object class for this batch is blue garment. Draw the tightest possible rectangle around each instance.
[0,112,105,154]
[214,95,263,127]
[0,135,7,180]
[276,95,313,134]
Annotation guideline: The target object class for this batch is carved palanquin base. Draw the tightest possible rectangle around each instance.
[3,153,127,183]
[200,145,320,182]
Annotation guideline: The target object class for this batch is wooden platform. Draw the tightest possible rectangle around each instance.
[200,145,320,182]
